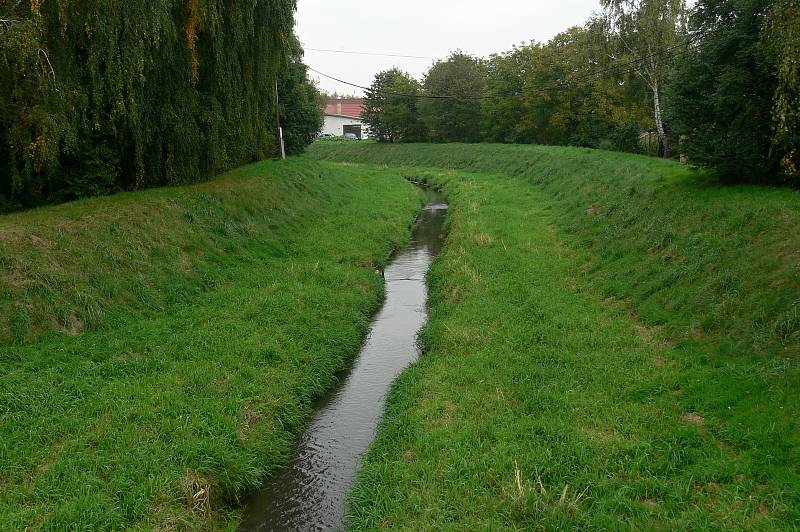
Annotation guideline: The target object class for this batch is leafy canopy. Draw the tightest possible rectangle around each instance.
[420,53,487,143]
[0,0,321,211]
[667,0,781,183]
[363,69,426,143]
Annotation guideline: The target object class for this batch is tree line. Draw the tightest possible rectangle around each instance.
[0,1,323,212]
[363,0,799,186]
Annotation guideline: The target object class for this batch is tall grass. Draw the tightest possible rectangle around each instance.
[309,142,800,358]
[304,142,800,529]
[0,159,422,529]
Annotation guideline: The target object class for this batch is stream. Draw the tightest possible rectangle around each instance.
[239,189,447,531]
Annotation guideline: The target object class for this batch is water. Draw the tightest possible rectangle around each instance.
[240,190,448,531]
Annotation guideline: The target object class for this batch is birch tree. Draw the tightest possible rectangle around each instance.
[601,0,687,156]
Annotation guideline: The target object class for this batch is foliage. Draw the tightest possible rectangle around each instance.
[601,0,688,155]
[667,0,780,183]
[420,52,487,143]
[481,43,539,144]
[307,141,800,529]
[0,0,318,210]
[0,158,422,529]
[360,25,655,154]
[484,22,652,152]
[0,12,69,210]
[279,42,324,156]
[766,0,800,181]
[362,68,426,143]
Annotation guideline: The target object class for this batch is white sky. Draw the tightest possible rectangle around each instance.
[296,0,602,96]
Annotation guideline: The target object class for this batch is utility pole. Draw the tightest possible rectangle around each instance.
[275,80,286,160]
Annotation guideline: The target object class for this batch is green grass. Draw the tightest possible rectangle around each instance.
[305,143,800,529]
[4,141,798,529]
[0,159,422,529]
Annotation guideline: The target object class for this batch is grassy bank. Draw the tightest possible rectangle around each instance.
[309,143,800,360]
[0,159,422,529]
[305,143,800,528]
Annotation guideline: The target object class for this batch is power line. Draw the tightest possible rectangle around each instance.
[308,27,719,102]
[304,47,432,60]
[308,66,463,100]
[307,45,682,101]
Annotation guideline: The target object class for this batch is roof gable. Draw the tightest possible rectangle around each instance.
[324,99,365,118]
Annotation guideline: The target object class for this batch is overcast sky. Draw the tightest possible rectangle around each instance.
[296,0,602,96]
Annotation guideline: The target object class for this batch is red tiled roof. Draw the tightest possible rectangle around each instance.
[324,99,365,118]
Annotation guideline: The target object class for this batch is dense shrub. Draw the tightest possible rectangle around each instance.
[767,0,799,182]
[279,44,325,156]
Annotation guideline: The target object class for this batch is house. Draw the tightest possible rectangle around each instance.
[322,98,369,139]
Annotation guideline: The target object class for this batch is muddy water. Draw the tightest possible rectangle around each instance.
[239,190,447,531]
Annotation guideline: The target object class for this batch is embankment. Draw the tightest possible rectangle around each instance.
[0,159,421,529]
[307,142,800,529]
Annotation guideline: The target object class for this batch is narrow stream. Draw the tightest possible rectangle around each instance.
[239,190,447,531]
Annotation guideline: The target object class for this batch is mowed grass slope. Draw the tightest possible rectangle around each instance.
[0,159,422,529]
[306,143,800,529]
[310,142,800,360]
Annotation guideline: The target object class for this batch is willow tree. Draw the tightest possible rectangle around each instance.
[0,6,66,209]
[1,0,316,211]
[602,0,687,156]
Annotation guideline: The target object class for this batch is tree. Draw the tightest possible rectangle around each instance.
[278,40,324,155]
[483,44,541,144]
[420,52,486,143]
[667,0,779,182]
[1,0,299,211]
[0,8,68,210]
[362,69,426,142]
[483,22,651,151]
[602,0,688,156]
[766,0,799,183]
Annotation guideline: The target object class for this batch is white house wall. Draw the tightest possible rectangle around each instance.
[322,115,369,138]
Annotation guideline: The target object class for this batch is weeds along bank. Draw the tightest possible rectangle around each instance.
[0,159,421,529]
[305,143,800,528]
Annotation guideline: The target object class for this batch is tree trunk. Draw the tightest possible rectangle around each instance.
[652,78,669,157]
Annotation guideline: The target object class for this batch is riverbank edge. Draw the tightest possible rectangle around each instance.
[0,160,426,530]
